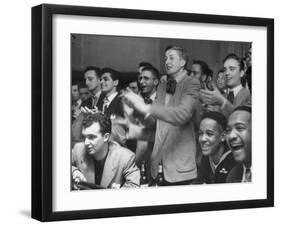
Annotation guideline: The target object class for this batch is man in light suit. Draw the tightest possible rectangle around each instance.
[123,46,200,185]
[200,53,251,117]
[72,113,140,189]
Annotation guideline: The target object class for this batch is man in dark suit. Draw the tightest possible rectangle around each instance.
[80,66,102,109]
[72,113,140,189]
[96,68,124,119]
[123,45,200,186]
[96,68,128,147]
[226,106,252,183]
[72,66,102,145]
[200,53,251,117]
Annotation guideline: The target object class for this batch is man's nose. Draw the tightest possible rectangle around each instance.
[84,137,90,145]
[227,130,237,141]
[201,134,208,142]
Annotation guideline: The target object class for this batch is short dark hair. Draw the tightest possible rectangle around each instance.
[84,66,101,78]
[101,67,119,81]
[201,111,227,131]
[223,53,245,71]
[140,66,160,80]
[72,81,79,87]
[78,81,88,89]
[233,105,252,114]
[82,112,112,135]
[192,60,213,77]
[165,45,189,67]
[138,62,153,69]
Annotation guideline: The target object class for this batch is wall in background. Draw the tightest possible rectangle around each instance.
[72,34,250,81]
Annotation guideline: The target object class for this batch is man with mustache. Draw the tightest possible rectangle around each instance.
[226,106,252,183]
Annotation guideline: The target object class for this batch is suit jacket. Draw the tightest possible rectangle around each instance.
[195,150,237,184]
[226,163,244,183]
[148,75,200,182]
[72,141,140,188]
[71,94,101,145]
[96,92,125,118]
[72,93,127,147]
[221,87,251,117]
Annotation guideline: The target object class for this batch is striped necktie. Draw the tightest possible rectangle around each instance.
[227,91,234,104]
[102,97,109,114]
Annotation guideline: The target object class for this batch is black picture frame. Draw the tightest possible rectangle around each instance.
[31,3,274,222]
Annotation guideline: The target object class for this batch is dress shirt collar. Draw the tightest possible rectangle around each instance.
[149,91,157,101]
[172,69,188,83]
[105,91,118,105]
[228,84,242,97]
[242,164,252,182]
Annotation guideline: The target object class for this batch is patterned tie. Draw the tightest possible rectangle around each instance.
[166,78,177,95]
[245,168,252,182]
[102,97,109,114]
[144,96,153,104]
[227,91,234,104]
[92,95,98,108]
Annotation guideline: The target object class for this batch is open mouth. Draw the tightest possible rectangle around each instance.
[230,143,244,151]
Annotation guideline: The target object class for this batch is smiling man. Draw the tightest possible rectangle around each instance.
[200,53,251,117]
[72,113,140,189]
[196,111,236,184]
[97,68,124,119]
[122,45,200,186]
[226,106,252,183]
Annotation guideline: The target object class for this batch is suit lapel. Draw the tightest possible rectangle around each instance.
[100,144,117,188]
[106,95,119,116]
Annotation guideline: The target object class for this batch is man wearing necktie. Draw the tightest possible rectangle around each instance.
[72,66,102,146]
[96,68,127,147]
[133,66,160,182]
[226,106,252,183]
[200,53,251,117]
[123,46,200,186]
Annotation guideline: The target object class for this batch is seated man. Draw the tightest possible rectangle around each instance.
[226,106,252,183]
[72,113,140,189]
[196,111,237,184]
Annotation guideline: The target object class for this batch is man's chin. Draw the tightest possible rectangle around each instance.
[86,148,96,155]
[232,149,245,162]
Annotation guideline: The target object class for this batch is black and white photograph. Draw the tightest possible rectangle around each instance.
[70,34,252,190]
[30,3,274,222]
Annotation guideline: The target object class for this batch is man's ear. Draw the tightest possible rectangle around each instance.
[114,79,119,87]
[221,131,226,142]
[239,69,245,78]
[180,58,186,68]
[103,133,110,142]
[154,78,159,86]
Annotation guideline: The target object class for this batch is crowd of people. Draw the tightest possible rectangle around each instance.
[71,45,252,189]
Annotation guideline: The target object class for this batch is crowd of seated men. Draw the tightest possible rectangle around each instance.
[71,45,252,189]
